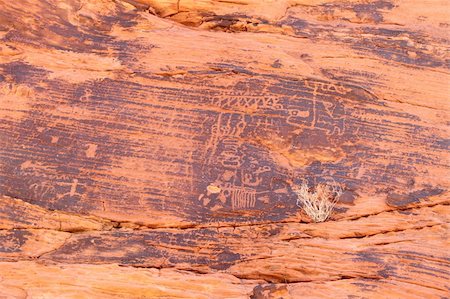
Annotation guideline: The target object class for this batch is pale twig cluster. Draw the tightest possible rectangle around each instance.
[294,182,342,223]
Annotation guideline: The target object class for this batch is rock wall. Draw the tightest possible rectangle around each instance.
[0,0,448,298]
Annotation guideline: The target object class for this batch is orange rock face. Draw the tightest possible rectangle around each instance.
[0,0,449,298]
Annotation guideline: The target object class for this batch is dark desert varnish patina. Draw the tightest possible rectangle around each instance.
[0,0,449,297]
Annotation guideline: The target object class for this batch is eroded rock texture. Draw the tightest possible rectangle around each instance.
[0,0,449,298]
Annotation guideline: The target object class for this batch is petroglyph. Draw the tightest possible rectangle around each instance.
[243,165,271,185]
[242,173,262,186]
[229,186,257,209]
[21,160,46,172]
[55,178,83,203]
[27,175,82,203]
[196,81,312,211]
[207,185,221,194]
[287,108,313,128]
[194,77,357,213]
[211,114,247,137]
[217,138,243,168]
[85,144,98,158]
[0,83,33,120]
[285,82,347,137]
[69,179,79,197]
[211,95,283,111]
[29,182,56,200]
[79,88,92,103]
[304,80,351,96]
[202,113,248,173]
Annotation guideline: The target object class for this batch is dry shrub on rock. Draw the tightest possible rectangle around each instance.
[294,182,342,223]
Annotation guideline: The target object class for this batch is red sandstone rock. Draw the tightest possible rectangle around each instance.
[0,0,448,297]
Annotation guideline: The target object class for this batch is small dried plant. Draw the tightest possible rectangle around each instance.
[294,182,342,223]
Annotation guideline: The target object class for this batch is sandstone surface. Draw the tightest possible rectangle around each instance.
[0,0,449,298]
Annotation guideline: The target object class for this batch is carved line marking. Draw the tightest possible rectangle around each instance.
[230,187,256,209]
[69,179,79,197]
